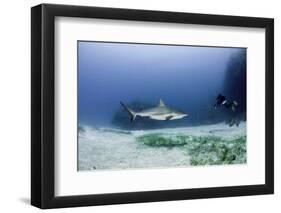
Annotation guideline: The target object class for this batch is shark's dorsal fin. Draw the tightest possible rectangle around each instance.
[159,99,165,107]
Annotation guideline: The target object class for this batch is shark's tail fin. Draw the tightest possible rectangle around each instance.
[120,101,137,122]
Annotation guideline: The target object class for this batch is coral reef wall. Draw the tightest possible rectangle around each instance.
[223,49,247,116]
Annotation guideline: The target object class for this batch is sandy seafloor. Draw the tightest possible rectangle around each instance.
[78,122,246,171]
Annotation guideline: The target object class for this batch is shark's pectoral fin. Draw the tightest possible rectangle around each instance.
[165,115,173,121]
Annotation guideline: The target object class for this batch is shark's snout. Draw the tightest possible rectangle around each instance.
[172,113,188,120]
[180,113,188,118]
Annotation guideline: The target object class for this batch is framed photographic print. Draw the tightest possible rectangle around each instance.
[31,3,274,209]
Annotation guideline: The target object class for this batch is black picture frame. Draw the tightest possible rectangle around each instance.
[31,3,274,209]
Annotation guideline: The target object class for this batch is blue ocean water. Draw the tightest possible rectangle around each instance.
[78,41,246,128]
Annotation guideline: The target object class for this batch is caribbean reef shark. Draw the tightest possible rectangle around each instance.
[120,99,188,122]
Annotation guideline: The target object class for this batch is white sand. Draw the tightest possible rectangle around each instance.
[78,122,246,171]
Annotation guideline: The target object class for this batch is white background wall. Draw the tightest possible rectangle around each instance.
[0,0,279,212]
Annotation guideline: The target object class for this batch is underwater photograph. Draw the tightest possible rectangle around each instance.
[78,41,247,171]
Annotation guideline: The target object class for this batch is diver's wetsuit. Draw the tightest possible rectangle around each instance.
[214,94,226,109]
[214,94,237,111]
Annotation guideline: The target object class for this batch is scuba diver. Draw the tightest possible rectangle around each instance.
[213,94,241,127]
[214,94,238,112]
